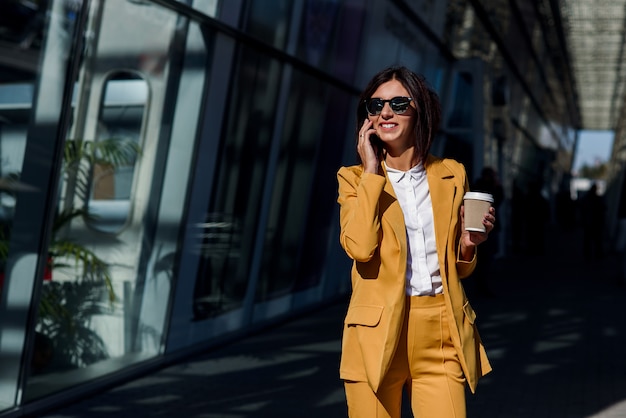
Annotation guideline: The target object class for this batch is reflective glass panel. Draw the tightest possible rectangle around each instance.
[192,46,281,319]
[447,72,473,128]
[294,81,352,292]
[85,72,146,234]
[23,0,210,399]
[296,0,365,83]
[256,69,350,301]
[0,0,54,410]
[243,0,293,50]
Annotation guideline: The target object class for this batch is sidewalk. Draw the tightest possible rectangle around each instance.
[40,225,626,418]
[464,225,626,418]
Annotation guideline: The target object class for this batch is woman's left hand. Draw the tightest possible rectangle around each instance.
[459,206,496,259]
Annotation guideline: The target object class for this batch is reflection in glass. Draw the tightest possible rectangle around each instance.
[243,1,293,50]
[0,0,48,288]
[255,71,353,301]
[294,82,352,292]
[255,72,326,300]
[23,0,202,400]
[0,84,33,288]
[447,72,473,128]
[86,72,146,234]
[193,47,281,319]
[256,70,341,301]
[296,0,366,83]
[0,0,81,408]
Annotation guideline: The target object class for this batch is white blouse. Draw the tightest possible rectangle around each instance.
[385,162,442,296]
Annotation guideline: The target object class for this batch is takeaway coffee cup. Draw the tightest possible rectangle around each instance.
[463,192,494,232]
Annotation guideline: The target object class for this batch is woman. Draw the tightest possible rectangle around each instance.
[337,66,494,418]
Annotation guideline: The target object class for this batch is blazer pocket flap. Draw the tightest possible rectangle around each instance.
[463,301,477,324]
[345,305,384,327]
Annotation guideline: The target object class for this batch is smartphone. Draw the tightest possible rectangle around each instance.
[369,132,383,157]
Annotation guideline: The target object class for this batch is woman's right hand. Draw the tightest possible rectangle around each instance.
[357,119,379,174]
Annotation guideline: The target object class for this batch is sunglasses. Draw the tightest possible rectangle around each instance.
[364,96,413,115]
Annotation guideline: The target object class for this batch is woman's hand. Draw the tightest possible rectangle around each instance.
[459,206,496,260]
[357,119,380,174]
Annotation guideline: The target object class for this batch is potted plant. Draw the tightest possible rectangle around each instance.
[32,136,140,372]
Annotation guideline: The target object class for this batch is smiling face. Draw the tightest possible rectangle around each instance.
[367,79,416,156]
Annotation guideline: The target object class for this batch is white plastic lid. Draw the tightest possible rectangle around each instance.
[463,191,494,202]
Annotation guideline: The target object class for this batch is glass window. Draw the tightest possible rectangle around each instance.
[242,0,293,50]
[447,72,474,128]
[22,0,210,400]
[0,0,64,411]
[294,82,353,292]
[443,133,475,178]
[255,69,350,300]
[0,1,47,285]
[189,0,219,17]
[296,0,366,83]
[192,46,281,319]
[85,72,147,234]
[0,84,32,247]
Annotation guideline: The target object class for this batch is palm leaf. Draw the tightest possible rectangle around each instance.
[52,208,90,234]
[48,239,115,303]
[63,137,140,202]
[90,137,141,166]
[33,136,141,370]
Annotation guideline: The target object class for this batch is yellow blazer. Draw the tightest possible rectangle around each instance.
[337,155,492,393]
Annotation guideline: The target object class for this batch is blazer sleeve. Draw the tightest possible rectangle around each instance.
[337,166,386,262]
[452,161,477,278]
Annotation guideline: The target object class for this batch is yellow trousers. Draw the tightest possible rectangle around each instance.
[345,294,466,418]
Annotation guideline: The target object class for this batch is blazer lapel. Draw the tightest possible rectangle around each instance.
[425,156,457,260]
[379,163,406,240]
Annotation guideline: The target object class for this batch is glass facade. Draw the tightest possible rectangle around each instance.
[193,45,280,319]
[19,0,210,402]
[0,0,82,409]
[0,0,585,415]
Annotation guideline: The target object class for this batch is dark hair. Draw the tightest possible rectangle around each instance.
[356,66,441,164]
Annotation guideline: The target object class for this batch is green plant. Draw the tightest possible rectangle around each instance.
[34,136,140,370]
[45,137,140,302]
[61,137,141,211]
